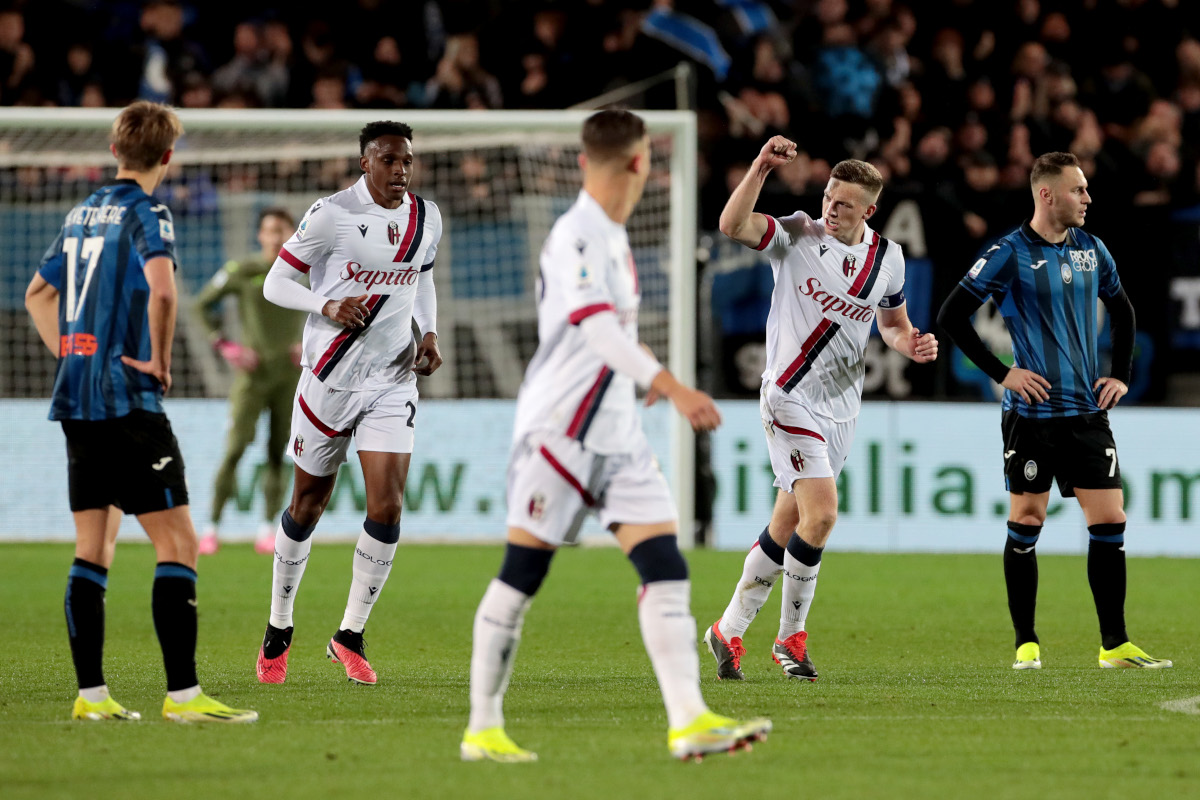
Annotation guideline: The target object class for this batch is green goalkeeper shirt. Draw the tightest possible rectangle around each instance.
[195,257,306,367]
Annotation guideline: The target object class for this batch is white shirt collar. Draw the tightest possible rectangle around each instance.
[576,189,625,233]
[351,175,409,209]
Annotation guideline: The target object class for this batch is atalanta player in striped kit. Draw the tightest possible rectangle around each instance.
[938,152,1171,671]
[462,110,770,763]
[706,137,937,682]
[25,101,256,723]
[256,121,443,685]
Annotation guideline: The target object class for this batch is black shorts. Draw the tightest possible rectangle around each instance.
[1001,409,1121,497]
[61,409,189,515]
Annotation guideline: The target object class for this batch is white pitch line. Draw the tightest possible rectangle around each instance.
[1159,696,1200,715]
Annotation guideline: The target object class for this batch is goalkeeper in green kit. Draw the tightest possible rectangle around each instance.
[196,208,305,555]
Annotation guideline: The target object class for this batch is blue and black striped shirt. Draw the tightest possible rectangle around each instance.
[960,221,1122,419]
[38,179,177,421]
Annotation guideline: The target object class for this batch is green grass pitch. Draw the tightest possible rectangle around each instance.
[1,543,1197,799]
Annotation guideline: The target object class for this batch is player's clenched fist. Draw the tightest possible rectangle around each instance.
[323,294,370,328]
[757,135,798,170]
[908,328,938,363]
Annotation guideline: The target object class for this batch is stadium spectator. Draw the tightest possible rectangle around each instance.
[0,7,34,105]
[424,32,502,109]
[137,0,208,104]
[212,21,289,108]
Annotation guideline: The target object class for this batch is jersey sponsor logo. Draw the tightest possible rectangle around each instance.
[338,260,420,289]
[1069,248,1097,271]
[1031,259,1048,270]
[842,254,857,277]
[358,224,369,237]
[59,333,98,356]
[388,220,401,244]
[790,448,805,472]
[798,277,876,322]
[1024,460,1038,480]
[1060,263,1073,284]
[159,218,175,241]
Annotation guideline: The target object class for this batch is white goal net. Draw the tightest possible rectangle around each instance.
[0,108,698,538]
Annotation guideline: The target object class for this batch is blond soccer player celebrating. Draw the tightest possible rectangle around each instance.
[461,110,771,763]
[705,137,937,682]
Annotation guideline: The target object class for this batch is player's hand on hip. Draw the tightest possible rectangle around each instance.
[1094,377,1128,409]
[1002,367,1051,404]
[672,387,722,432]
[414,332,442,376]
[757,136,798,170]
[120,355,172,393]
[908,328,938,363]
[322,294,370,328]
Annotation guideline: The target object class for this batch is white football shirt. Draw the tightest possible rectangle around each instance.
[512,190,646,454]
[277,176,442,389]
[756,210,906,422]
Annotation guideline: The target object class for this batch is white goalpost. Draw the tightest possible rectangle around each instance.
[0,108,698,544]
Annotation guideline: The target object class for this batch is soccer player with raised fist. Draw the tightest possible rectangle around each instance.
[937,152,1171,671]
[706,136,937,683]
[256,120,443,686]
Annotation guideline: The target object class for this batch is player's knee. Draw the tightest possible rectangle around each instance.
[1012,512,1046,527]
[287,499,325,530]
[366,498,403,525]
[800,510,837,540]
[1006,521,1042,549]
[497,543,555,596]
[627,534,688,584]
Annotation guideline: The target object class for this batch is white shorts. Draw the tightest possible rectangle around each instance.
[288,369,418,477]
[505,430,677,547]
[760,381,856,491]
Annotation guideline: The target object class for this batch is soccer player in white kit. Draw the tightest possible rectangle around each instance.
[254,121,444,686]
[705,137,938,682]
[461,111,771,763]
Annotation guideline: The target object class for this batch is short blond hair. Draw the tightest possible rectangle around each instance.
[830,159,884,199]
[110,101,183,171]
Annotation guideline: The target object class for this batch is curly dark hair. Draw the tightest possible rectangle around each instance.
[359,121,413,155]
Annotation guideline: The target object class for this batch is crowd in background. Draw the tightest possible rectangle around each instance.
[3,0,1199,234]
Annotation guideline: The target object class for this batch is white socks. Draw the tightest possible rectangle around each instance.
[778,548,821,640]
[269,521,313,629]
[468,579,532,733]
[718,544,784,641]
[339,524,399,633]
[638,580,708,731]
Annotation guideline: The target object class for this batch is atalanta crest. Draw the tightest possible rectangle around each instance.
[388,220,402,245]
[790,448,805,472]
[1024,460,1037,481]
[528,492,546,520]
[293,435,304,457]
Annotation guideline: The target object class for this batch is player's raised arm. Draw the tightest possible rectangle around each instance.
[718,135,797,249]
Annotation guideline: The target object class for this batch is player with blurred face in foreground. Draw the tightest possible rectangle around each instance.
[708,136,937,683]
[937,151,1171,671]
[461,110,771,763]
